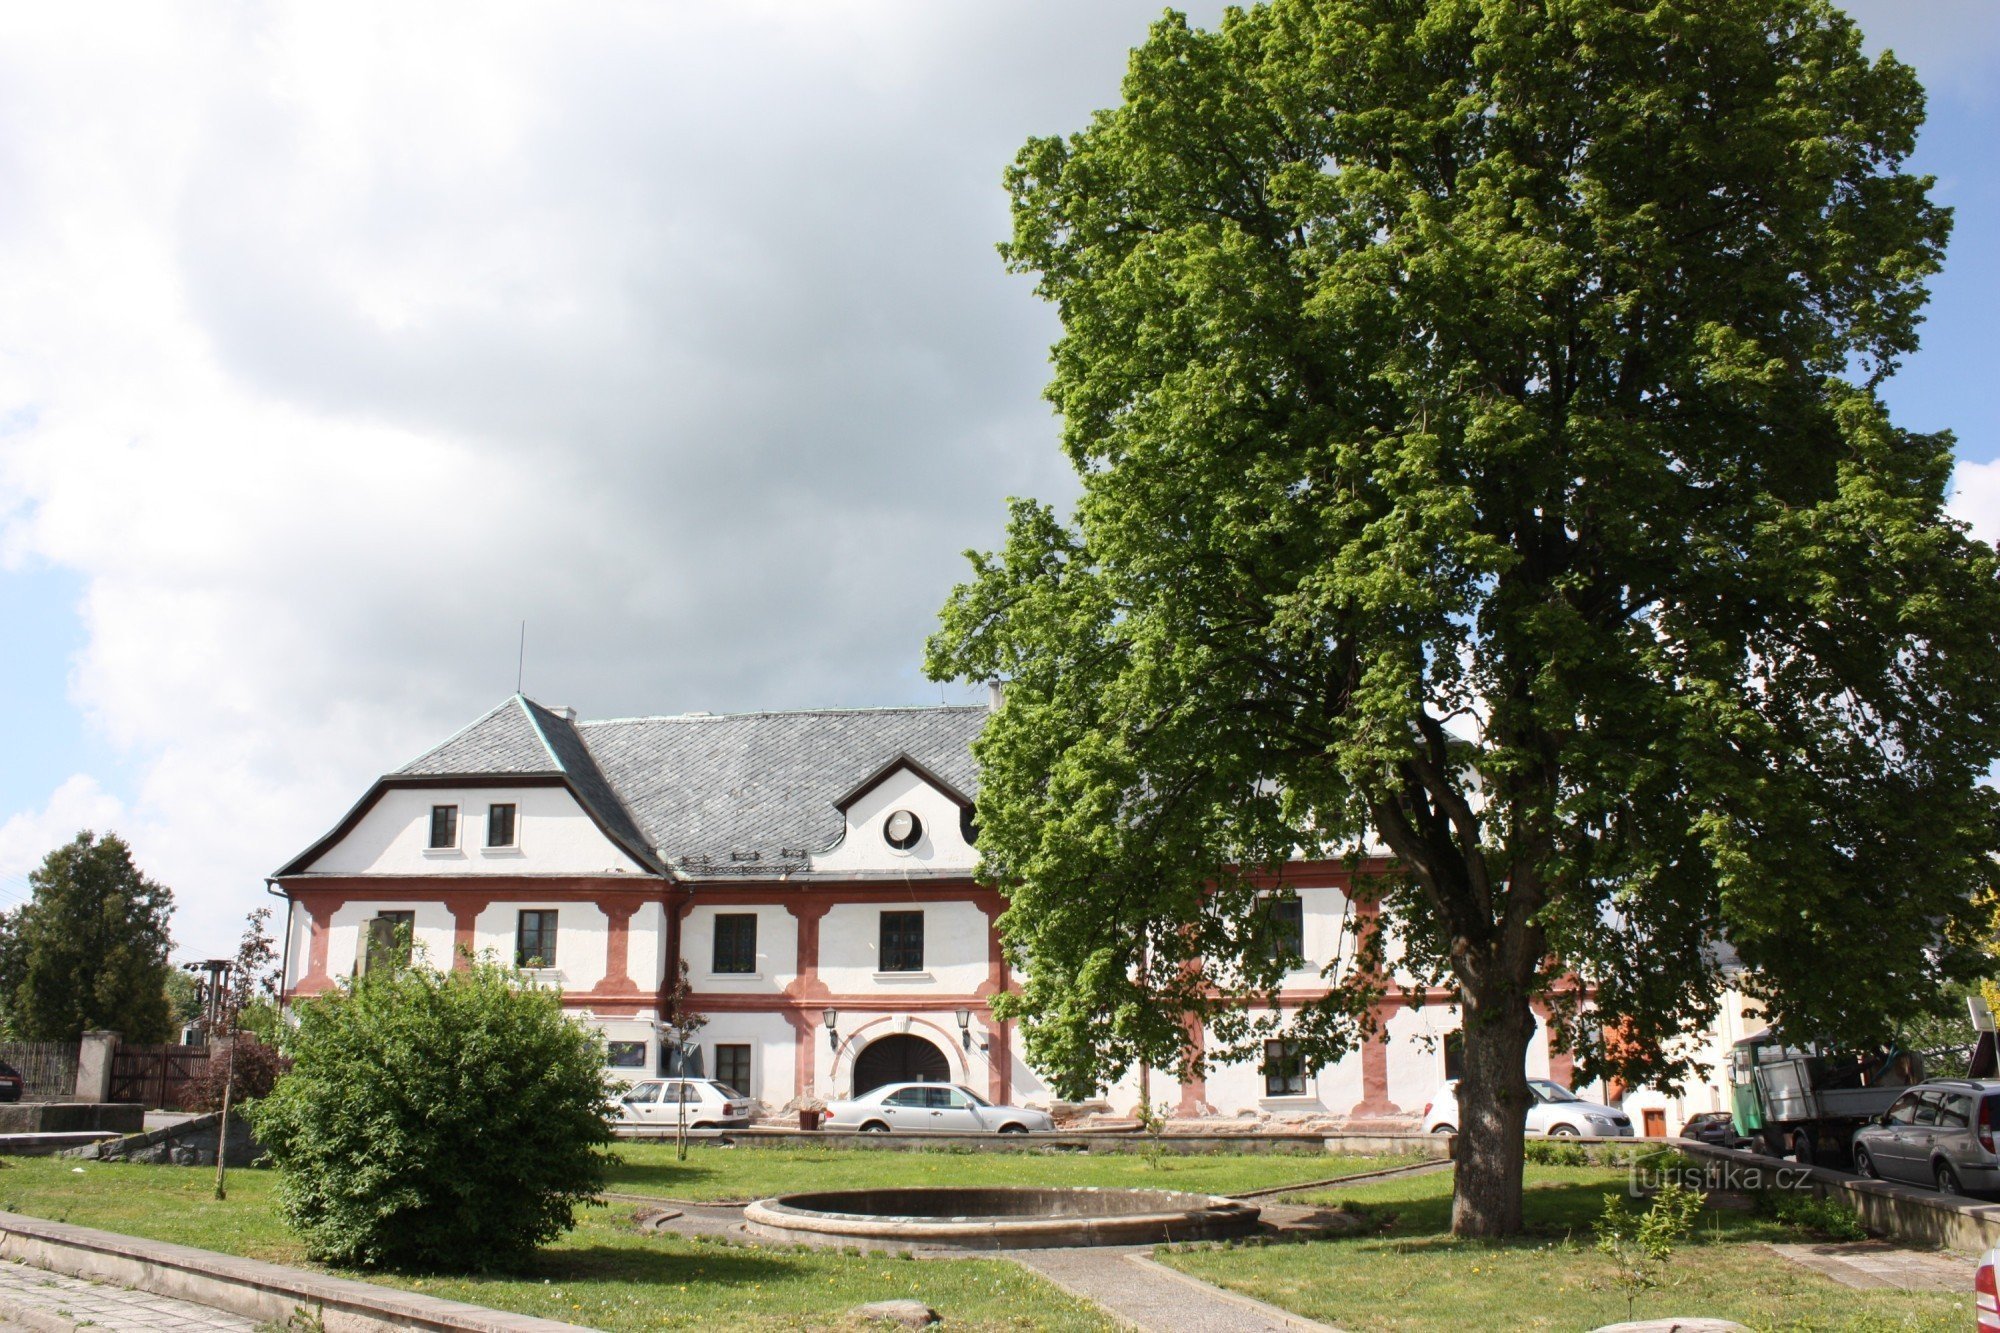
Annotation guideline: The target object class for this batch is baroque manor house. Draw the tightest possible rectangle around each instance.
[274,694,1628,1123]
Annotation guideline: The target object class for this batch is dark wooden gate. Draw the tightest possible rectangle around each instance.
[109,1043,210,1109]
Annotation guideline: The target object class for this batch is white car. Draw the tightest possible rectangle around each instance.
[822,1081,1055,1134]
[615,1077,752,1129]
[1422,1078,1634,1137]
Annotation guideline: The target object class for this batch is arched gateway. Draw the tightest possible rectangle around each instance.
[852,1033,950,1094]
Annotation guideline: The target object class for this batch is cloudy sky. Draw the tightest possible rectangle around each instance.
[0,2,1996,958]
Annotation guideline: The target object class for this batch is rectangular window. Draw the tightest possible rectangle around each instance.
[606,1040,648,1069]
[516,909,558,968]
[714,1043,752,1095]
[712,914,758,974]
[1443,1031,1466,1081]
[1263,1039,1307,1097]
[487,803,518,848]
[362,911,416,974]
[428,805,459,849]
[1261,896,1304,962]
[879,910,925,973]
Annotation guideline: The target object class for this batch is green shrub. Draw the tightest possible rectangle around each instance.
[248,961,614,1270]
[1525,1140,1590,1167]
[1763,1191,1869,1241]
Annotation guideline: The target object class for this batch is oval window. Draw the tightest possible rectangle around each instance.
[884,809,923,850]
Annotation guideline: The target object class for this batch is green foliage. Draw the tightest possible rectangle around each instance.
[925,0,2000,1235]
[1763,1191,1869,1241]
[0,832,175,1042]
[247,960,614,1271]
[1524,1139,1589,1168]
[1595,1181,1703,1317]
[163,969,201,1031]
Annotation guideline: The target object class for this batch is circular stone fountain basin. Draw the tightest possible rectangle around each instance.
[741,1186,1261,1251]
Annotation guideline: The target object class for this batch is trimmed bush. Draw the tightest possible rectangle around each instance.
[247,961,613,1270]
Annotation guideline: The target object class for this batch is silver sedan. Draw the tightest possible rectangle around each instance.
[822,1081,1055,1134]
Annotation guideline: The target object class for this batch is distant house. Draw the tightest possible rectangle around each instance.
[272,694,1638,1124]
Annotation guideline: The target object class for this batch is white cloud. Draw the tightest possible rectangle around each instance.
[0,776,129,888]
[0,1,1981,957]
[1950,459,2000,548]
[0,2,1231,954]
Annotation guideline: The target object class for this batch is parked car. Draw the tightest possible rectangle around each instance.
[614,1078,752,1129]
[1977,1245,1999,1332]
[821,1082,1055,1134]
[1850,1078,2000,1197]
[1680,1109,1749,1149]
[1422,1078,1634,1137]
[0,1062,20,1102]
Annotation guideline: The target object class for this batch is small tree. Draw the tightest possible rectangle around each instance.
[248,959,614,1270]
[0,832,174,1041]
[659,961,706,1163]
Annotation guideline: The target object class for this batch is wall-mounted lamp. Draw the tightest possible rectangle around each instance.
[825,1008,840,1051]
[955,1007,973,1051]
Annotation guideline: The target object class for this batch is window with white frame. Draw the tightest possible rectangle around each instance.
[712,914,757,974]
[516,909,557,968]
[1259,894,1305,963]
[428,805,459,849]
[1262,1039,1307,1097]
[714,1044,752,1096]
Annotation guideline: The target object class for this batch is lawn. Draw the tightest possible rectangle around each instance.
[0,1157,1111,1331]
[1159,1164,1974,1332]
[603,1142,1416,1201]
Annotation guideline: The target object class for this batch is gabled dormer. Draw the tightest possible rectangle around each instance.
[810,752,978,875]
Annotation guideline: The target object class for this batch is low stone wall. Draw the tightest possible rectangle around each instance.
[0,1103,144,1136]
[0,1208,595,1332]
[1673,1138,2000,1255]
[692,1127,1448,1157]
[65,1111,265,1167]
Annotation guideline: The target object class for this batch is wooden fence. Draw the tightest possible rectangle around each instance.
[109,1043,211,1110]
[0,1042,79,1100]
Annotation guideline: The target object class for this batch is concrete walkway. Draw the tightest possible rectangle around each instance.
[1768,1241,1975,1292]
[1011,1247,1336,1332]
[0,1257,257,1331]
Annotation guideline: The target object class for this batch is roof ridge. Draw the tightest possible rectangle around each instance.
[577,703,989,726]
[514,695,566,771]
[392,697,556,775]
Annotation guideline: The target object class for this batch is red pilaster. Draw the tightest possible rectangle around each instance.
[597,895,644,992]
[787,898,833,1000]
[298,895,336,994]
[1175,1018,1208,1117]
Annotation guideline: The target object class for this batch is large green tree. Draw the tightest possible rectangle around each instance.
[928,0,2000,1237]
[0,832,175,1043]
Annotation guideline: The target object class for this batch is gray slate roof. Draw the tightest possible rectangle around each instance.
[394,697,987,878]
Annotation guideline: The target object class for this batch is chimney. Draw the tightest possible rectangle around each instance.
[987,680,1005,711]
[548,705,577,722]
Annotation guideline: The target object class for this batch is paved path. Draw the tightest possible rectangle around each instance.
[0,1258,256,1331]
[1010,1247,1336,1332]
[1768,1241,1975,1292]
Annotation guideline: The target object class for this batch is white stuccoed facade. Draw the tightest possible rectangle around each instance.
[272,695,1722,1132]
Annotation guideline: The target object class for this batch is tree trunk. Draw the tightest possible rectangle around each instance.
[1449,978,1536,1239]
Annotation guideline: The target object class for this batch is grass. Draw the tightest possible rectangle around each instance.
[1159,1164,1974,1332]
[0,1156,1111,1331]
[603,1143,1417,1201]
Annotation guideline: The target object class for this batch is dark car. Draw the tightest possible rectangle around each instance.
[0,1062,22,1102]
[1681,1110,1747,1148]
